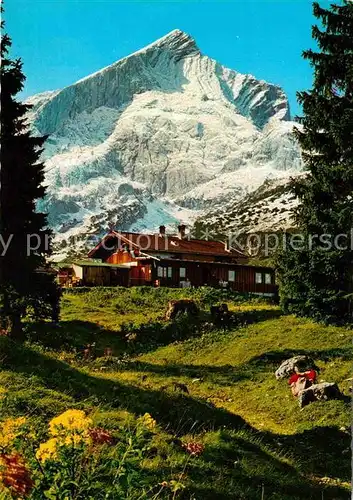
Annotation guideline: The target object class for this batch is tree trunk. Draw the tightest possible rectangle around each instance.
[8,313,24,341]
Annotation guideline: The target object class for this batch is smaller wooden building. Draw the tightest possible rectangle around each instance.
[56,260,130,287]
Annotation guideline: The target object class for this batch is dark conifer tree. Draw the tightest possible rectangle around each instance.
[277,1,353,323]
[0,21,61,339]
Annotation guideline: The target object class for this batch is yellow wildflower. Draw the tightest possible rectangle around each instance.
[64,433,87,447]
[35,438,59,463]
[0,387,6,401]
[49,410,93,437]
[36,431,89,463]
[0,417,26,449]
[138,413,156,431]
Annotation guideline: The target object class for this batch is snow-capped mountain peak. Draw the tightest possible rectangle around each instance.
[131,29,200,59]
[26,30,302,258]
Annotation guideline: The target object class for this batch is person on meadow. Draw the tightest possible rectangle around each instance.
[288,367,317,397]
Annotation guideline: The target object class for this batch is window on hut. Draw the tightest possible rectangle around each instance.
[180,267,186,278]
[255,272,263,284]
[228,270,235,282]
[265,273,272,284]
[157,266,173,279]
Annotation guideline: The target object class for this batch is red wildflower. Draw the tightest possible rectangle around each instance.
[0,453,33,497]
[88,427,114,445]
[183,442,205,456]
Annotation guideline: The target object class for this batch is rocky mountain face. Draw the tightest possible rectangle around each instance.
[193,176,302,253]
[26,29,303,257]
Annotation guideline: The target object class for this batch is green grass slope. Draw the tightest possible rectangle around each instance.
[0,288,351,499]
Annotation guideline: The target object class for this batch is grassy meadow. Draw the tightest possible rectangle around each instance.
[0,287,351,499]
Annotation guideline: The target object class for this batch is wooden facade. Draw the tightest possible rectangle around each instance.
[85,227,278,296]
[147,260,276,295]
[56,261,130,287]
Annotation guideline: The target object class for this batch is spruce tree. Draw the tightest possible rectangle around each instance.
[0,23,61,339]
[277,1,353,324]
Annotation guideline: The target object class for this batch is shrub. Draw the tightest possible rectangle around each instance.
[119,313,203,353]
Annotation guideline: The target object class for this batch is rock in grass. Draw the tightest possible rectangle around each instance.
[298,382,342,408]
[165,299,199,321]
[275,355,316,380]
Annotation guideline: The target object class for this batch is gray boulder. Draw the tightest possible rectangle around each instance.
[275,355,316,380]
[298,382,342,409]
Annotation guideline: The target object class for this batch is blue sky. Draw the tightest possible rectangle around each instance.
[7,0,331,117]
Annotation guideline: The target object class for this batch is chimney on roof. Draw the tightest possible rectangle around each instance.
[178,224,186,239]
[159,225,166,236]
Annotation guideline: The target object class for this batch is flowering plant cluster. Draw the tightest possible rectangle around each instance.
[0,409,163,499]
[0,417,31,498]
[137,412,157,431]
[0,453,33,497]
[36,409,94,463]
[182,441,205,457]
[0,409,205,499]
[0,417,27,449]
